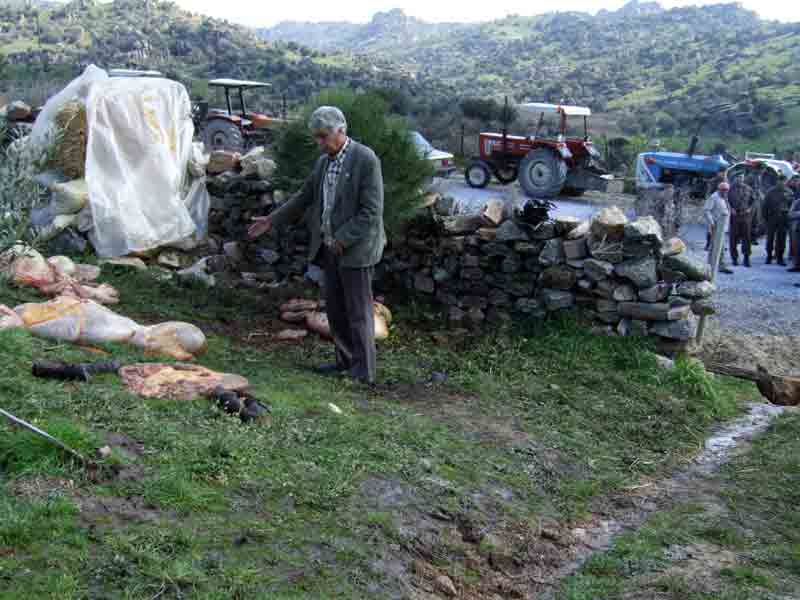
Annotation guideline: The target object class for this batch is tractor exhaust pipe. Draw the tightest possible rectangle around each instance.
[687,134,699,157]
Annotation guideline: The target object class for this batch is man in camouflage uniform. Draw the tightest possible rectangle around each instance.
[751,164,775,246]
[728,173,755,267]
[762,174,793,266]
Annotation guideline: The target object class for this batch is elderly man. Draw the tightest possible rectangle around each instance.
[705,166,728,250]
[762,174,793,266]
[704,181,734,274]
[728,173,755,267]
[248,106,386,384]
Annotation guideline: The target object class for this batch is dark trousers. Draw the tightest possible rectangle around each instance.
[766,222,788,262]
[791,227,800,268]
[729,215,752,262]
[321,246,376,383]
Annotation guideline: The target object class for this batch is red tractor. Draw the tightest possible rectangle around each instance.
[465,102,621,198]
[196,79,283,153]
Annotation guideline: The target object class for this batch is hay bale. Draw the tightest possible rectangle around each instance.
[50,102,87,179]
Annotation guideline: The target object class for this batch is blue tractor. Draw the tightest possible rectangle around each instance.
[635,108,735,198]
[635,148,729,198]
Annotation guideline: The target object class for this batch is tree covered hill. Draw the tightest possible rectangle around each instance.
[3,0,800,152]
[0,0,414,107]
[259,2,800,143]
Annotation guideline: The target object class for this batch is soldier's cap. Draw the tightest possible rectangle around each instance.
[718,182,730,191]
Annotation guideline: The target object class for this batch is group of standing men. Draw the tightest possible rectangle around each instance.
[704,165,800,281]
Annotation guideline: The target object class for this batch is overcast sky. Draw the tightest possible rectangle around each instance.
[170,0,800,28]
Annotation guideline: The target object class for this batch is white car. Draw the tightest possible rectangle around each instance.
[410,131,456,177]
[728,155,798,192]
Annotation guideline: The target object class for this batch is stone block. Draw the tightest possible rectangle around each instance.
[614,256,658,289]
[495,220,529,242]
[638,283,671,303]
[618,302,691,321]
[563,237,589,260]
[541,265,578,290]
[542,289,575,311]
[539,238,565,266]
[584,258,615,281]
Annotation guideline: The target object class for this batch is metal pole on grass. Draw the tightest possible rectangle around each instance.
[0,408,86,464]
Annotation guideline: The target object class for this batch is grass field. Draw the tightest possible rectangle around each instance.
[0,263,772,598]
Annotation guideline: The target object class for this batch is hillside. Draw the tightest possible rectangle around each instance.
[0,0,413,108]
[258,8,464,54]
[259,2,800,147]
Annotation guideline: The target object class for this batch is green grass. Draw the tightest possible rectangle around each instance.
[559,411,800,599]
[0,266,756,597]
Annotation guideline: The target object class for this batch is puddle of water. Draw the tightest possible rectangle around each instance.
[694,403,786,474]
[540,403,789,597]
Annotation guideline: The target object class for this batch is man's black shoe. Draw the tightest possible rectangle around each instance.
[314,363,348,376]
[787,267,800,273]
[352,375,376,388]
[720,266,734,274]
[744,257,751,268]
[766,257,772,265]
[778,259,787,266]
[732,257,738,266]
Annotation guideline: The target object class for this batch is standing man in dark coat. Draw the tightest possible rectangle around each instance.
[788,177,800,273]
[248,106,386,384]
[728,173,755,267]
[762,174,793,266]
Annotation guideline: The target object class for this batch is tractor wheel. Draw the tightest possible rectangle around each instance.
[465,161,491,189]
[519,148,567,198]
[203,119,244,153]
[492,163,518,185]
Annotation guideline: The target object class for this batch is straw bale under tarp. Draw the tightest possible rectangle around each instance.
[50,101,87,179]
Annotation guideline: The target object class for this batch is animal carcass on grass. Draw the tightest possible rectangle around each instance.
[305,302,393,340]
[0,296,207,360]
[119,363,248,401]
[1,246,119,304]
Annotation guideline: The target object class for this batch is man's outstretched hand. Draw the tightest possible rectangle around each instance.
[248,216,273,240]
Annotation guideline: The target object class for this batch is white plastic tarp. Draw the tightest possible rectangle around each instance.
[85,77,196,257]
[30,64,108,149]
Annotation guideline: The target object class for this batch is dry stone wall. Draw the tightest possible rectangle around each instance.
[380,200,715,347]
[206,174,717,349]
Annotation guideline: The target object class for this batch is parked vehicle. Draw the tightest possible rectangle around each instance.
[410,131,455,177]
[194,79,282,153]
[727,154,798,195]
[465,102,621,198]
[635,150,730,198]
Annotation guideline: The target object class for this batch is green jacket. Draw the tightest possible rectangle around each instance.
[270,140,386,268]
[763,184,793,227]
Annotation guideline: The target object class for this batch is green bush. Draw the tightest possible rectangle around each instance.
[0,122,56,253]
[273,88,433,239]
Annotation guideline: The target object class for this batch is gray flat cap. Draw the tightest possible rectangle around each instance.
[308,106,347,133]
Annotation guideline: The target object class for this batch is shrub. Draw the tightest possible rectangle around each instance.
[0,121,59,253]
[273,88,433,239]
